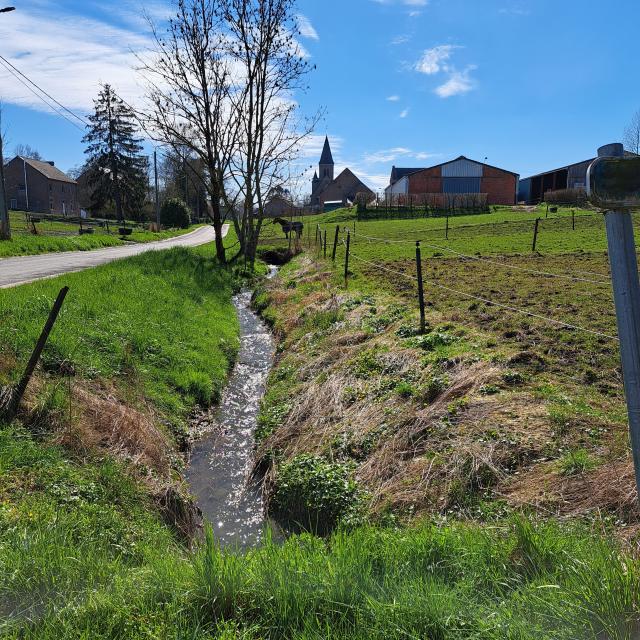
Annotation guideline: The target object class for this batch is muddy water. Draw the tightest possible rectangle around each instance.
[186,278,275,548]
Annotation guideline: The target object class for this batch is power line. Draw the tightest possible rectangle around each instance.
[344,244,619,342]
[0,53,89,129]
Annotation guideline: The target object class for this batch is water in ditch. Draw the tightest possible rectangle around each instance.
[186,274,276,548]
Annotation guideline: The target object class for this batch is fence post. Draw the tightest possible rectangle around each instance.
[593,143,640,503]
[323,229,327,259]
[416,242,426,334]
[3,287,69,421]
[344,230,351,287]
[532,218,540,252]
[572,209,575,231]
[331,225,340,262]
[445,215,449,241]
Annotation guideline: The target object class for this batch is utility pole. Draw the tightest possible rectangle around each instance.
[154,150,160,231]
[588,143,640,502]
[0,110,9,240]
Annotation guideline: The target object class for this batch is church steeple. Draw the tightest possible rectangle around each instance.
[319,136,334,181]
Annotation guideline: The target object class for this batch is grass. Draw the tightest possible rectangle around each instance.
[0,210,202,257]
[0,246,240,432]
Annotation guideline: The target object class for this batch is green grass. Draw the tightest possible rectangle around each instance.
[0,246,240,429]
[0,210,202,257]
[1,429,637,640]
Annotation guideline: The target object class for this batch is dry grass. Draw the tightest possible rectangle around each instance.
[258,256,640,530]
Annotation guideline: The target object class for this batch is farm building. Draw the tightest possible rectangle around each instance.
[310,137,374,210]
[386,156,519,205]
[4,156,78,215]
[518,150,639,203]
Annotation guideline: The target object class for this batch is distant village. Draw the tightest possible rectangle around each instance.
[3,135,617,220]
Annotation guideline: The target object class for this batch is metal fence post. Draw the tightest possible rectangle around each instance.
[344,230,351,287]
[532,218,540,252]
[598,143,640,502]
[331,225,339,262]
[416,242,426,334]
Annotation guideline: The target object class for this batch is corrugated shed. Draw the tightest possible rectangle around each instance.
[441,158,483,178]
[442,177,481,194]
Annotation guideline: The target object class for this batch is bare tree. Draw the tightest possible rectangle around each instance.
[13,143,42,160]
[141,0,241,264]
[223,0,319,266]
[624,110,640,155]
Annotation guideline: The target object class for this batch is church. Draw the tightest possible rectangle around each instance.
[310,137,374,210]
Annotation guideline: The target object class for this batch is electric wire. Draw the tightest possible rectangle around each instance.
[0,54,89,130]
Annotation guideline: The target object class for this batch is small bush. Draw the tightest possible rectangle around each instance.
[270,454,366,535]
[160,198,191,229]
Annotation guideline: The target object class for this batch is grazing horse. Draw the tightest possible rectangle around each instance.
[273,217,304,240]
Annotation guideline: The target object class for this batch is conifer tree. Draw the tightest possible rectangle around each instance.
[83,85,148,221]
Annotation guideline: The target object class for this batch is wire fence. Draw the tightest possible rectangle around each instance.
[316,221,620,346]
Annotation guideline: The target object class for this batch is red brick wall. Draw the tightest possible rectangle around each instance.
[407,167,442,194]
[480,166,517,205]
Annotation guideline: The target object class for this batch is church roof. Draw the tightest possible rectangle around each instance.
[320,136,334,165]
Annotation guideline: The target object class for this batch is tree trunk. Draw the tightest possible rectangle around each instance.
[209,187,226,264]
[0,132,10,240]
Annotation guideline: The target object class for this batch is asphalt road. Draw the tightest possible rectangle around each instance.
[0,225,229,289]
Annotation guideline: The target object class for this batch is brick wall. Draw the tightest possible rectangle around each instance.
[407,167,442,194]
[480,166,517,205]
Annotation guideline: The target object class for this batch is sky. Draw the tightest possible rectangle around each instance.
[0,0,639,194]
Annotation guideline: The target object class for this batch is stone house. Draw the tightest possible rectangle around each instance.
[4,156,78,215]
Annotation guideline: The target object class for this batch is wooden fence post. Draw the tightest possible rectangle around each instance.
[416,242,426,334]
[572,209,576,231]
[3,287,69,421]
[332,225,340,262]
[532,218,541,252]
[445,215,449,240]
[344,231,351,287]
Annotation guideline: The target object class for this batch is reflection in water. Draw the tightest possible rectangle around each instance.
[186,283,275,548]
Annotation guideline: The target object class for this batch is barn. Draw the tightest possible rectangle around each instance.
[386,156,519,205]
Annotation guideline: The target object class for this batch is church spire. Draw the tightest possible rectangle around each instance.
[320,136,334,165]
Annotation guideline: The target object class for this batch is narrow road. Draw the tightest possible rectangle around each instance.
[0,225,229,289]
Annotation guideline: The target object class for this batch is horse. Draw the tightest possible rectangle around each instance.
[273,217,304,240]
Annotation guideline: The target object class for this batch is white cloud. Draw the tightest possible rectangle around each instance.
[499,3,531,16]
[435,66,477,98]
[391,34,411,46]
[364,147,438,164]
[296,14,319,41]
[0,1,155,115]
[386,95,400,102]
[415,45,458,75]
[400,108,410,118]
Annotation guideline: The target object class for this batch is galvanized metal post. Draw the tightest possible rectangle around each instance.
[599,143,640,501]
[416,242,426,334]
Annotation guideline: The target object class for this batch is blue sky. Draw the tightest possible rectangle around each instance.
[1,0,639,193]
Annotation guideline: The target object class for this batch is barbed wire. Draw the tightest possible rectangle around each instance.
[343,243,619,342]
[349,230,611,286]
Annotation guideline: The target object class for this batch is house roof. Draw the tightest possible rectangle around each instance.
[319,136,334,165]
[390,167,424,184]
[18,156,77,184]
[521,151,639,182]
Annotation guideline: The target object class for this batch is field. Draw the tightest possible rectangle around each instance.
[0,210,199,257]
[255,204,639,532]
[3,211,640,638]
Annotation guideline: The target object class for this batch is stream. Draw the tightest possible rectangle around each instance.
[186,273,276,548]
